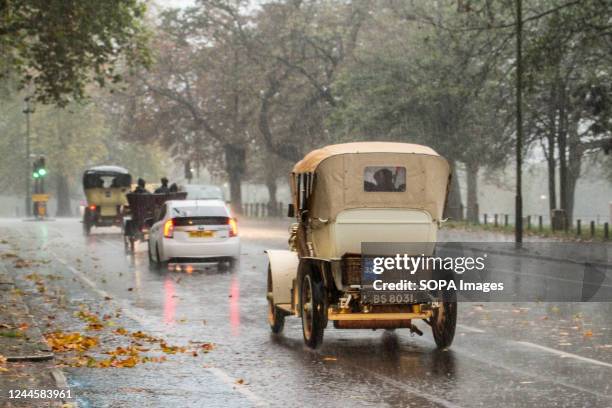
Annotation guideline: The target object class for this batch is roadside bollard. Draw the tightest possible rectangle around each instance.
[484,214,488,225]
[504,214,508,227]
[527,215,531,230]
[577,219,581,236]
[538,215,543,232]
[590,221,595,238]
[494,214,498,227]
[605,223,609,240]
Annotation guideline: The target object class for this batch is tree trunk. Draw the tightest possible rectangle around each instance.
[546,131,556,212]
[224,144,246,215]
[466,161,479,223]
[444,161,463,220]
[265,165,278,217]
[566,120,582,226]
[557,91,568,214]
[55,173,72,217]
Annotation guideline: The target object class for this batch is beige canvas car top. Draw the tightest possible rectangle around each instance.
[292,142,450,221]
[293,142,440,173]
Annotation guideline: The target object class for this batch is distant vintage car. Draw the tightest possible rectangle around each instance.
[123,191,187,253]
[265,142,456,349]
[82,166,131,235]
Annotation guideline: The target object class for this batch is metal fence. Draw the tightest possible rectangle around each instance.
[241,202,610,240]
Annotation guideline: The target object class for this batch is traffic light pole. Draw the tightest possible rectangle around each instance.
[24,97,32,216]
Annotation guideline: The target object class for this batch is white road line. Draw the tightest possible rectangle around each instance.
[516,341,612,369]
[50,252,268,406]
[95,237,123,249]
[346,362,464,408]
[457,324,486,333]
[52,255,148,326]
[207,367,267,407]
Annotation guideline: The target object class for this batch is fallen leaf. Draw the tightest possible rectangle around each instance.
[86,323,104,331]
[45,332,99,352]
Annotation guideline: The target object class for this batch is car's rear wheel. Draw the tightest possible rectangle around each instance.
[430,294,457,349]
[83,218,91,236]
[147,242,157,268]
[300,268,325,349]
[155,246,166,269]
[267,266,285,334]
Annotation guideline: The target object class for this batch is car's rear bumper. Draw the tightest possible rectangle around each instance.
[161,237,240,261]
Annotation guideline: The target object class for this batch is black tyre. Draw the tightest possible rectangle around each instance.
[300,268,325,349]
[430,294,457,349]
[157,246,169,269]
[129,237,135,253]
[147,242,156,266]
[147,245,162,270]
[267,266,285,334]
[83,220,91,236]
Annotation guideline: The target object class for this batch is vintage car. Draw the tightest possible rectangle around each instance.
[265,142,456,349]
[123,191,187,253]
[82,166,132,235]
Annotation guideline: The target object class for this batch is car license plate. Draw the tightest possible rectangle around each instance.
[361,291,415,305]
[189,230,214,238]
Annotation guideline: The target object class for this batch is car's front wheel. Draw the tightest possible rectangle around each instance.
[300,268,325,349]
[267,266,286,334]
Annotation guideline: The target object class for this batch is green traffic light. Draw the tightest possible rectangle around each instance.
[38,168,47,176]
[32,172,40,178]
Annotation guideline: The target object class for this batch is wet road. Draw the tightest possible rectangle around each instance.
[1,218,612,407]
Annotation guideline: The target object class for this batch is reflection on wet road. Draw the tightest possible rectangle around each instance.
[2,218,611,407]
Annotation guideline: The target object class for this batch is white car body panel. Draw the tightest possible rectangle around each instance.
[149,199,240,262]
[265,250,298,305]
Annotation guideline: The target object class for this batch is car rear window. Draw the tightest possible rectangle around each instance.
[184,185,224,200]
[171,206,229,217]
[364,166,406,192]
[174,216,229,226]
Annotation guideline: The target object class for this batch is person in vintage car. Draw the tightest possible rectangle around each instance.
[265,142,456,349]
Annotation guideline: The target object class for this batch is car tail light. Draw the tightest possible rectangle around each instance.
[163,219,175,238]
[228,218,238,237]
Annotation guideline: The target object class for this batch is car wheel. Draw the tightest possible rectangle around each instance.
[430,293,457,349]
[156,246,166,269]
[267,265,285,334]
[83,218,91,236]
[228,257,239,272]
[300,268,325,349]
[147,242,157,268]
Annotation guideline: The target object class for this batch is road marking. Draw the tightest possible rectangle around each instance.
[303,346,464,408]
[516,341,612,369]
[457,324,485,333]
[49,252,268,406]
[207,367,267,407]
[52,255,149,326]
[344,361,463,408]
[95,237,123,249]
